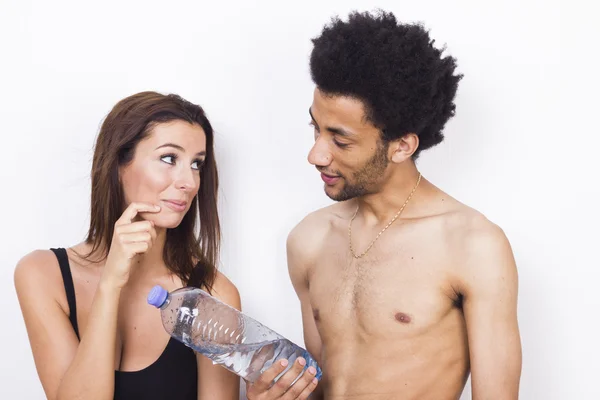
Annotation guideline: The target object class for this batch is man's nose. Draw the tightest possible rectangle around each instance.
[307,138,332,167]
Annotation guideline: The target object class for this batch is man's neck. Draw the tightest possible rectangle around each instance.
[355,162,424,226]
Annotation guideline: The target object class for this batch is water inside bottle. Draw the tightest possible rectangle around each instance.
[165,294,322,383]
[181,334,319,382]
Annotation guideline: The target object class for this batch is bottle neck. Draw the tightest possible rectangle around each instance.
[159,296,171,309]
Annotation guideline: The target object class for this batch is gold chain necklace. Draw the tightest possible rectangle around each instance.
[348,173,422,259]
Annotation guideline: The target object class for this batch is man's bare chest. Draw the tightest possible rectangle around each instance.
[307,237,459,340]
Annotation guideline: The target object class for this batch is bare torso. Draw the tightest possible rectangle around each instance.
[298,189,479,399]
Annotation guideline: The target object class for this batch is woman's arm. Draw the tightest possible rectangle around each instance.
[15,203,160,400]
[15,250,121,400]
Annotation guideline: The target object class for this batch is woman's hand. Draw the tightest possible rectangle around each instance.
[102,202,160,288]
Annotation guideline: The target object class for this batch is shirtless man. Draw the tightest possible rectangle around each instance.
[284,11,522,400]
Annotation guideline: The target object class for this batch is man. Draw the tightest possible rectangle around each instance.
[282,10,521,400]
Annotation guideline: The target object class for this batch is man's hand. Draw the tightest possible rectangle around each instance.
[246,357,319,400]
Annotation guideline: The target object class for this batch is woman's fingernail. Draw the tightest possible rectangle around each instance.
[280,359,288,367]
[308,366,316,375]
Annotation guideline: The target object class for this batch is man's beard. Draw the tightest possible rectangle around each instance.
[326,142,389,202]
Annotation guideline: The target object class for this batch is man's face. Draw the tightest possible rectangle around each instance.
[308,88,390,201]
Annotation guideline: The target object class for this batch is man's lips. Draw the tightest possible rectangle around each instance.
[320,173,340,185]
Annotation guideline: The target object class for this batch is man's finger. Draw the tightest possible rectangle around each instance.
[251,359,289,392]
[295,375,319,400]
[268,357,306,398]
[282,365,318,400]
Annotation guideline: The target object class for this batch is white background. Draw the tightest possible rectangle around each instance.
[1,0,597,399]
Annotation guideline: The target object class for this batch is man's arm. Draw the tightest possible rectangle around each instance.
[460,221,522,400]
[287,219,325,400]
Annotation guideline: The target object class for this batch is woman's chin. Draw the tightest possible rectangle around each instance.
[151,216,184,230]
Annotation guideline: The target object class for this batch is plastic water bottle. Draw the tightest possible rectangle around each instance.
[147,285,323,383]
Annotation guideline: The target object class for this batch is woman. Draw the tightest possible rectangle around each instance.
[14,92,317,399]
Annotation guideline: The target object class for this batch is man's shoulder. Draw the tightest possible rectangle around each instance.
[440,201,493,230]
[416,183,500,239]
[287,202,352,258]
[441,202,507,247]
[291,202,351,233]
[438,202,515,285]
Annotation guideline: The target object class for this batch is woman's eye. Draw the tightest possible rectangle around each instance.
[161,154,176,164]
[192,160,204,170]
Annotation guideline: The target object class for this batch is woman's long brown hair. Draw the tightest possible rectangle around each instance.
[84,91,220,291]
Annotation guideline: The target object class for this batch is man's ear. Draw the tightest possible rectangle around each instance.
[388,133,419,163]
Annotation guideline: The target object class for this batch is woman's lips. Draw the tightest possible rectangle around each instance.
[162,200,187,212]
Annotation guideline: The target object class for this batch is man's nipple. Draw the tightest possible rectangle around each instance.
[313,309,320,322]
[394,312,412,324]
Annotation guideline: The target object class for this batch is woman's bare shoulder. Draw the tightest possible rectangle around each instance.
[14,249,67,311]
[14,249,61,285]
[209,270,241,311]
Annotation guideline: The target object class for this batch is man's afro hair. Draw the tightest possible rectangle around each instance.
[310,10,463,158]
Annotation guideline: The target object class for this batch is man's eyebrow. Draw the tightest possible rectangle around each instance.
[308,108,354,138]
[309,108,318,125]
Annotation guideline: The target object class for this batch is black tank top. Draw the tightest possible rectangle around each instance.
[50,248,198,400]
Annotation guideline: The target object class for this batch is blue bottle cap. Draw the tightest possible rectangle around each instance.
[147,285,168,308]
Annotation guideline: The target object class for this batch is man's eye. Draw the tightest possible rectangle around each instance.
[334,140,348,149]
